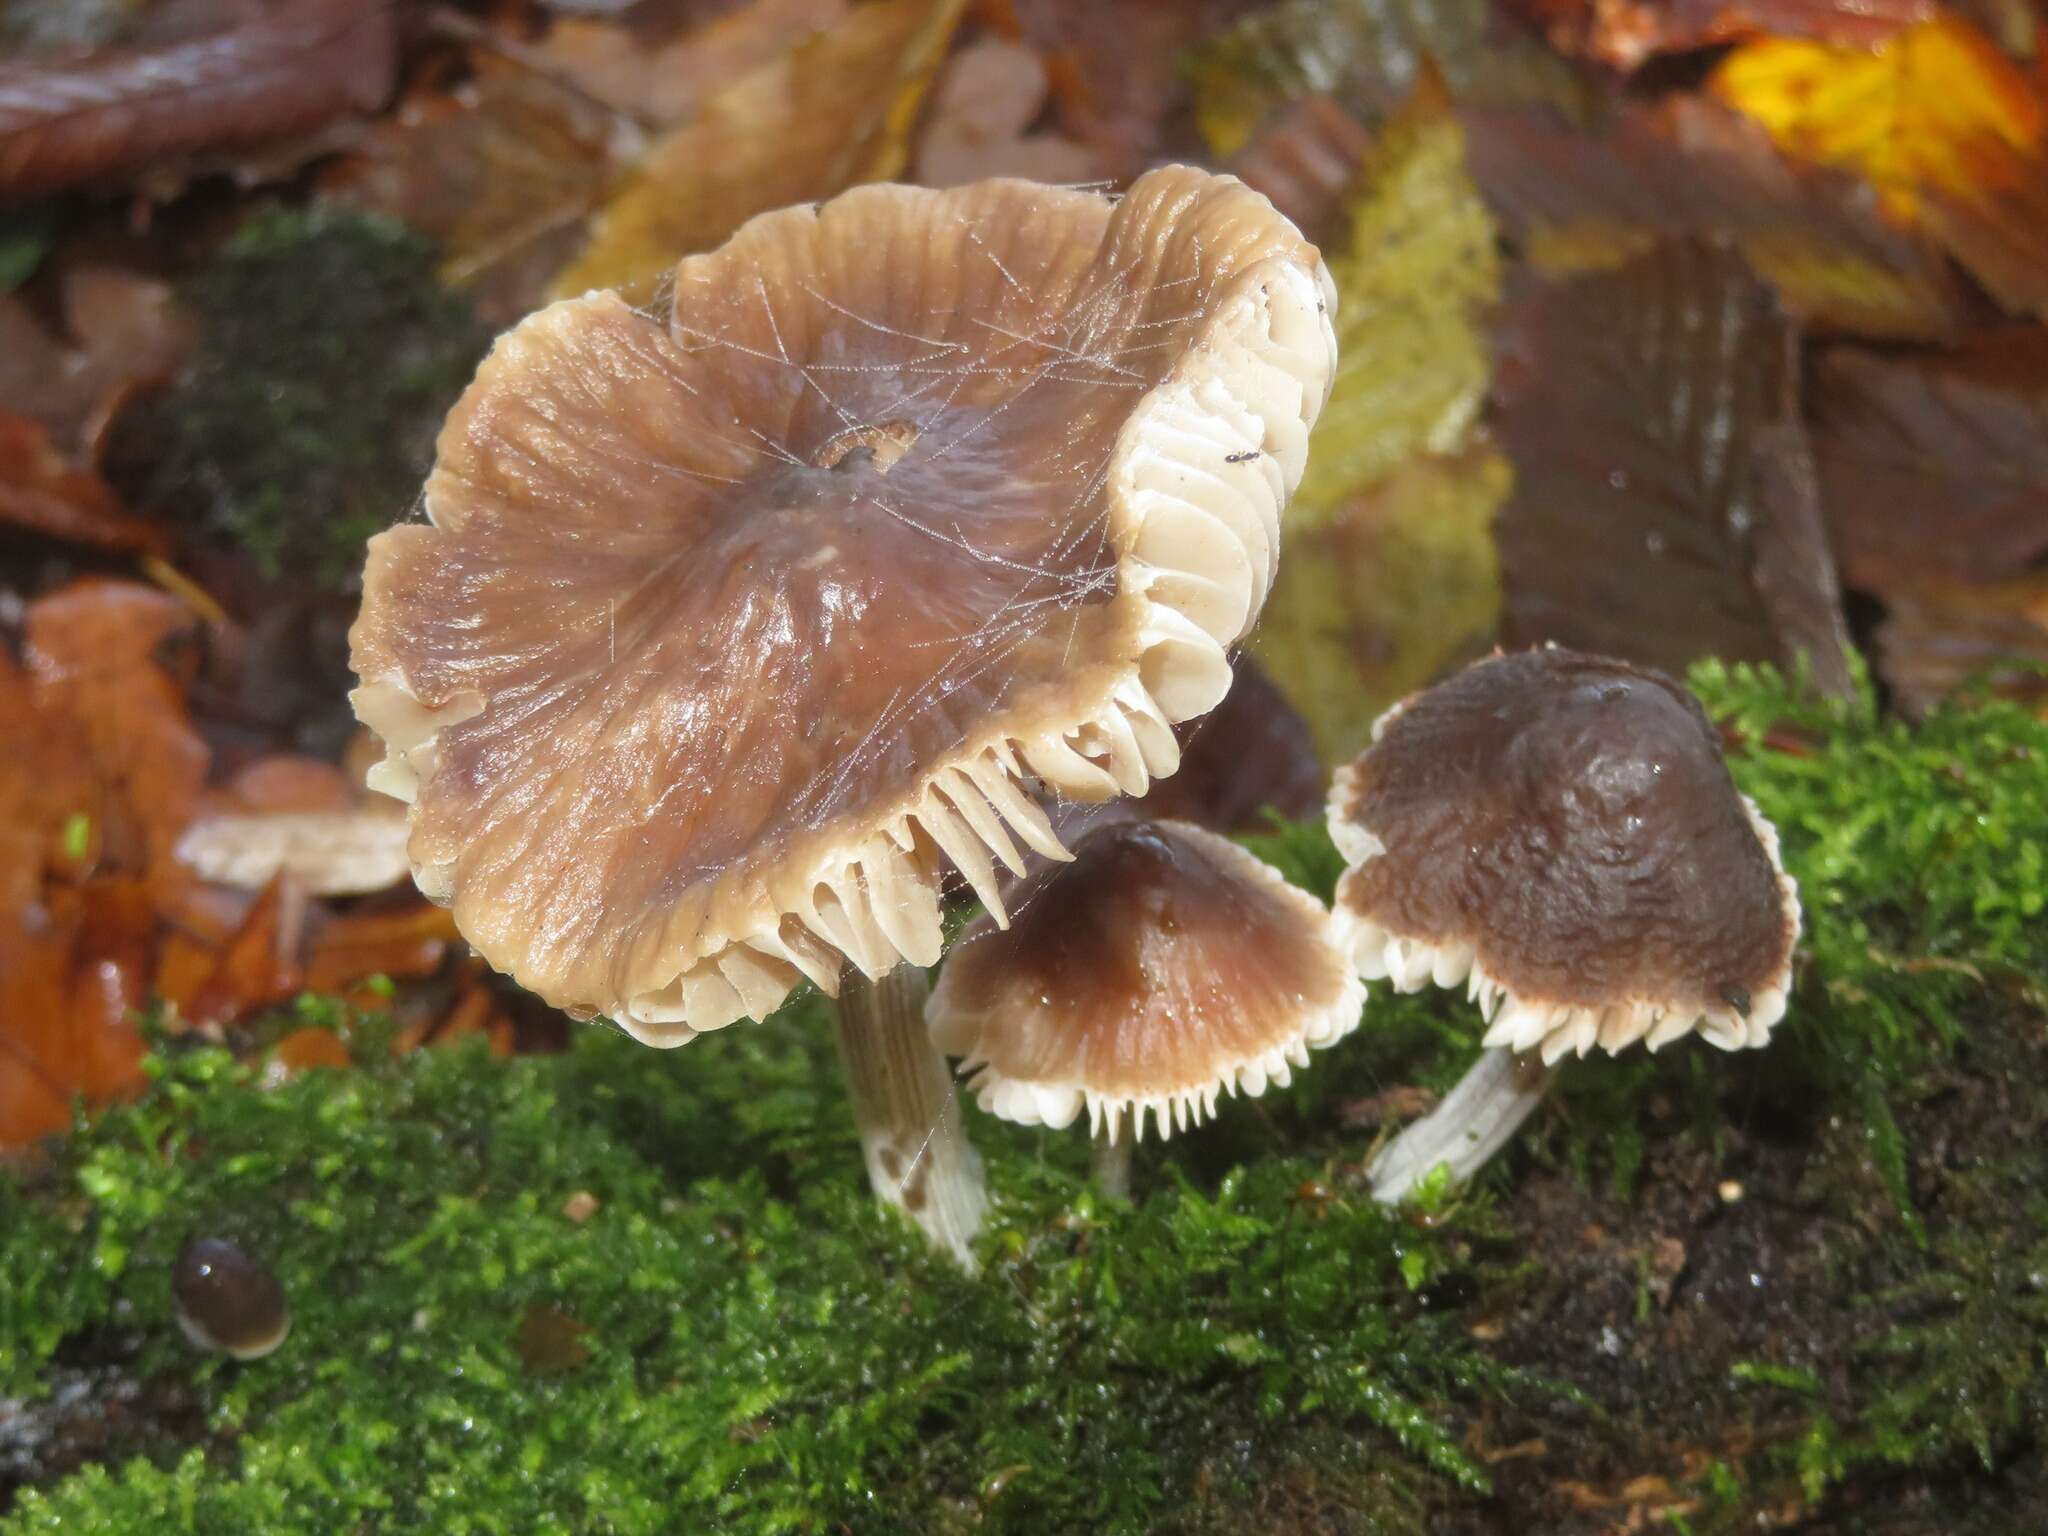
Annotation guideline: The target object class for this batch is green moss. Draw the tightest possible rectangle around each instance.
[0,1001,1540,1533]
[109,205,489,585]
[5,662,2046,1531]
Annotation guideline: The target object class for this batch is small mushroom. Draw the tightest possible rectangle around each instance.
[173,1237,290,1360]
[928,818,1363,1192]
[1326,648,1801,1202]
[348,169,1337,1263]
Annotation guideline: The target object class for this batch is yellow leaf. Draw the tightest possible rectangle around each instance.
[549,0,965,302]
[1248,79,1505,761]
[1290,78,1498,523]
[1712,18,2045,222]
[1253,449,1508,764]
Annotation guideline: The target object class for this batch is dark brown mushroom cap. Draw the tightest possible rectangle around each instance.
[1327,647,1799,1061]
[928,818,1363,1140]
[351,168,1336,1042]
[173,1238,290,1361]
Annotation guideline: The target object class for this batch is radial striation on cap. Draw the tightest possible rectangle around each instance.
[350,169,1338,1042]
[928,819,1365,1142]
[1326,648,1801,1066]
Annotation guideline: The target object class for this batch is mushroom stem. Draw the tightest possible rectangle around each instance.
[1367,1048,1556,1205]
[833,963,989,1270]
[1091,1130,1133,1201]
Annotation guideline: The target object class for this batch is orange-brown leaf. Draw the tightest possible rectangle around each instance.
[0,409,165,554]
[549,0,968,301]
[1713,18,2048,316]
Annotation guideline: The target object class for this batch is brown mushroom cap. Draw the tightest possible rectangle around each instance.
[173,1237,290,1361]
[1326,647,1800,1064]
[350,169,1336,1042]
[927,818,1364,1141]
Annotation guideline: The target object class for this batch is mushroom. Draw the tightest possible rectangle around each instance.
[348,169,1338,1264]
[927,818,1364,1196]
[173,1237,290,1360]
[1326,648,1801,1203]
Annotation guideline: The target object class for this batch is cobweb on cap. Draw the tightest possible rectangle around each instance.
[623,213,1232,891]
[625,213,1234,1184]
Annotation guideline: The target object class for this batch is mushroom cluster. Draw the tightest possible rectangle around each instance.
[351,168,1338,1263]
[1325,648,1802,1201]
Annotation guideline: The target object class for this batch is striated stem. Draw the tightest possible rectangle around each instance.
[834,964,988,1270]
[1092,1130,1133,1201]
[1368,1048,1555,1205]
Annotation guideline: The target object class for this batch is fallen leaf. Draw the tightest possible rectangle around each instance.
[23,580,208,891]
[325,60,629,323]
[1872,574,2048,717]
[1224,93,1373,248]
[550,0,968,301]
[516,1302,593,1374]
[0,0,397,202]
[1004,0,1258,179]
[911,35,1102,187]
[1256,448,1507,762]
[1521,0,1934,72]
[216,755,357,815]
[526,0,847,125]
[1339,1082,1441,1126]
[1250,79,1509,760]
[185,873,310,1030]
[1462,93,1970,341]
[0,580,211,1145]
[0,409,166,553]
[304,901,460,994]
[1292,77,1498,518]
[1493,241,1858,696]
[1138,654,1326,830]
[1713,17,2048,317]
[0,264,193,456]
[1811,329,2048,589]
[263,1025,353,1082]
[1184,0,1577,160]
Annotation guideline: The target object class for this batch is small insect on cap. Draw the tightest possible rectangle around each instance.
[1327,648,1801,1065]
[349,168,1337,1043]
[928,819,1364,1142]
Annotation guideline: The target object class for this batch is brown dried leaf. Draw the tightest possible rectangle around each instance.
[23,579,209,890]
[1224,94,1373,249]
[0,409,165,553]
[1812,329,2048,590]
[1256,448,1508,763]
[185,873,309,1030]
[325,61,626,324]
[0,0,397,202]
[1872,574,2048,717]
[0,265,192,458]
[550,0,967,301]
[1137,654,1326,831]
[304,901,460,994]
[527,0,847,125]
[1462,94,1969,341]
[1010,0,1263,178]
[1494,242,1857,697]
[1518,0,1934,73]
[911,35,1102,187]
[216,754,356,814]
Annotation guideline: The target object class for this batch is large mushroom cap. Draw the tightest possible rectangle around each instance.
[928,819,1364,1141]
[351,169,1336,1043]
[1327,647,1800,1064]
